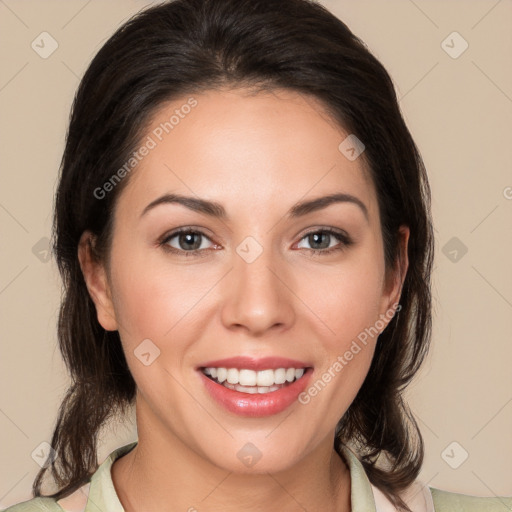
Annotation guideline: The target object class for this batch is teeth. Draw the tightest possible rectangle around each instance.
[232,383,283,394]
[202,366,307,389]
[216,367,227,383]
[235,384,258,394]
[240,369,257,386]
[256,369,274,387]
[226,368,239,384]
[274,368,286,384]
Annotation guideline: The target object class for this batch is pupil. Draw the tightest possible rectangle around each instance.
[181,233,200,250]
[311,232,328,249]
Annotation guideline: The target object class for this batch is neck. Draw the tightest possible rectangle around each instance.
[111,398,351,512]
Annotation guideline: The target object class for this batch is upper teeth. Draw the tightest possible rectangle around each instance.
[202,367,305,387]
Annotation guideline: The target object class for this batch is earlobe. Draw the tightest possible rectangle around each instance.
[77,231,118,331]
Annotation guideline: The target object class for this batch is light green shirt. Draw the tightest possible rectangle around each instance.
[5,441,512,511]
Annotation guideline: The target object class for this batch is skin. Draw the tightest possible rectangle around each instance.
[78,87,409,512]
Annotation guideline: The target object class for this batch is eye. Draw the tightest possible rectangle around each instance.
[158,228,216,257]
[158,227,353,258]
[296,228,352,255]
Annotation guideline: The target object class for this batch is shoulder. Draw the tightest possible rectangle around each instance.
[4,481,91,512]
[2,496,63,511]
[430,487,512,511]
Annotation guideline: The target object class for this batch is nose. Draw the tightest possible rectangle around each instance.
[220,240,296,336]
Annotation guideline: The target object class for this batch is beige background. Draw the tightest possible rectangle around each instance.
[1,0,511,507]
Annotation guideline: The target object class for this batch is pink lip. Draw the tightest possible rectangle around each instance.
[198,356,312,371]
[197,365,313,418]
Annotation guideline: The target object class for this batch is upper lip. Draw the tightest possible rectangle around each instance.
[197,356,312,371]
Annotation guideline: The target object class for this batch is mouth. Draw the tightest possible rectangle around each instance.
[200,366,308,394]
[196,356,313,417]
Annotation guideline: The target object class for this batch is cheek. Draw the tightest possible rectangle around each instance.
[108,246,188,344]
[297,265,384,430]
[301,252,385,343]
[108,253,199,402]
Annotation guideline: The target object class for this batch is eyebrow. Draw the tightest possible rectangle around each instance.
[140,192,369,222]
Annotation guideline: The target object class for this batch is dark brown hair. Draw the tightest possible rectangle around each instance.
[34,1,434,510]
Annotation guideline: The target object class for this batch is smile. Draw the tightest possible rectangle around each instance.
[197,356,314,417]
[201,367,306,394]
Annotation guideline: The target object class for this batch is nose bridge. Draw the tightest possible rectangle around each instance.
[235,235,278,290]
[220,234,295,334]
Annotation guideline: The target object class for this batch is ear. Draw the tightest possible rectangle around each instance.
[378,225,409,325]
[77,230,118,331]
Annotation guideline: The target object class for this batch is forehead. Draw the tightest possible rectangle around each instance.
[116,87,378,224]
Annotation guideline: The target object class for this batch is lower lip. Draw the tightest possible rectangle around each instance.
[199,369,313,417]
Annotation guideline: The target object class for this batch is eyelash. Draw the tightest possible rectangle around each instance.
[157,227,353,258]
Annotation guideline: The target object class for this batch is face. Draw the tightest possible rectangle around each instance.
[79,87,408,474]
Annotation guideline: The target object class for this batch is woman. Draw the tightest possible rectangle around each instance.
[6,0,511,511]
